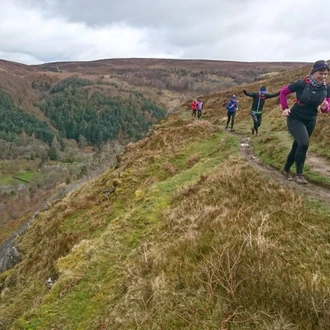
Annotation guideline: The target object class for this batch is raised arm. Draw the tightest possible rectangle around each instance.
[242,89,254,97]
[266,91,280,99]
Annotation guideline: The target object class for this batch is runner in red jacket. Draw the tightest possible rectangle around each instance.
[191,99,198,117]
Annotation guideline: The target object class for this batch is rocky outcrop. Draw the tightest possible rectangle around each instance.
[0,210,37,273]
[0,237,20,273]
[0,178,91,273]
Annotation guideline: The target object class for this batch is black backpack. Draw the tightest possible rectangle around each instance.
[299,78,327,105]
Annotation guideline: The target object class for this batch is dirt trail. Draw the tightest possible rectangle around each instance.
[306,154,330,178]
[239,136,330,205]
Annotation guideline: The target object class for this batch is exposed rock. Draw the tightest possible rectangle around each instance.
[0,237,20,273]
[0,180,88,274]
[45,277,54,289]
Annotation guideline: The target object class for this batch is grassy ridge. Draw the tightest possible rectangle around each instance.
[1,109,329,329]
[2,70,330,329]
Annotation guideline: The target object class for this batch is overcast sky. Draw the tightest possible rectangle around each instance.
[0,0,328,65]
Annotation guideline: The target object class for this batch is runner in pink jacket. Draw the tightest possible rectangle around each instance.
[279,60,330,184]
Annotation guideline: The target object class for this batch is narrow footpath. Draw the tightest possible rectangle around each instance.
[239,136,330,205]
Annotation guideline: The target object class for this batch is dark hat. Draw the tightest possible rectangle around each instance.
[311,60,329,74]
[259,86,266,93]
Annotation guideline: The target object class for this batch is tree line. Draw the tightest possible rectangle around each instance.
[40,77,166,147]
[0,77,166,155]
[0,89,54,145]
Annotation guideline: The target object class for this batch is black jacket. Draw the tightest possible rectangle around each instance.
[243,90,279,113]
[286,79,330,120]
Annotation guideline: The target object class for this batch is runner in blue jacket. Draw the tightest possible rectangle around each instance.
[225,95,239,131]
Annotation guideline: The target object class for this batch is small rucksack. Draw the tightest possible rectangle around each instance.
[298,78,327,105]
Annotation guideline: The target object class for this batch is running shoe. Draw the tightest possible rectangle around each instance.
[281,169,293,181]
[295,174,308,184]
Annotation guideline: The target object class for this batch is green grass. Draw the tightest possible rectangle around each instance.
[16,171,35,181]
[242,114,330,188]
[0,171,35,185]
[3,92,330,329]
[0,175,14,185]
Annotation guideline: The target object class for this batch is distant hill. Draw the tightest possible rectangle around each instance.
[37,57,310,97]
[0,57,309,117]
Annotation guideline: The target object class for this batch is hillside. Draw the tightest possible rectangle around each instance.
[3,60,330,329]
[0,58,308,245]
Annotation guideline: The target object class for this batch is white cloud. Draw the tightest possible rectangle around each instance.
[0,0,328,64]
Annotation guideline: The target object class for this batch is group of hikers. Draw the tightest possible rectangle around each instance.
[190,60,330,185]
[222,86,280,135]
[190,98,203,118]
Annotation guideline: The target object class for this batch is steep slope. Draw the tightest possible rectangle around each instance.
[2,60,330,329]
[2,59,330,329]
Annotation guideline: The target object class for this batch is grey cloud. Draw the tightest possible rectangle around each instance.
[48,0,221,27]
[1,0,329,64]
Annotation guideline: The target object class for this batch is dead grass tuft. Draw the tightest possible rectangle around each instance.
[163,162,178,175]
[185,154,200,167]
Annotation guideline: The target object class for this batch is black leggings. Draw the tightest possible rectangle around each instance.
[226,112,236,129]
[283,117,316,175]
[251,112,262,132]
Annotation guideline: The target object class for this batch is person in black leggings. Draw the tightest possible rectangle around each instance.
[225,95,238,131]
[280,60,330,184]
[243,86,279,136]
